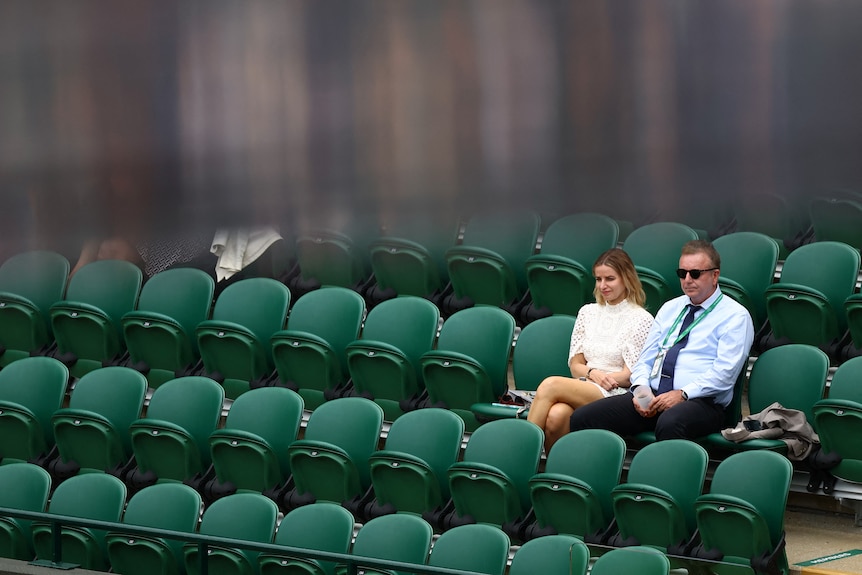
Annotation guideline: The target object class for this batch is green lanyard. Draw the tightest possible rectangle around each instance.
[660,294,723,350]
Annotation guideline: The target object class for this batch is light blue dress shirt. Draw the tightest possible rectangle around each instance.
[630,287,755,407]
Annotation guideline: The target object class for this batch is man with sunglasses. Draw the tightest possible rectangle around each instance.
[569,239,754,441]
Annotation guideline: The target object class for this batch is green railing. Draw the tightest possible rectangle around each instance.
[0,506,493,575]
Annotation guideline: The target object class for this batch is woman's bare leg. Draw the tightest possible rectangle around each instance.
[527,376,606,429]
[544,403,575,452]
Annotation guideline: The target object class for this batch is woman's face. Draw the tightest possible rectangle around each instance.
[594,264,627,305]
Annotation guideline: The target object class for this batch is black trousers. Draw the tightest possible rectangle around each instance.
[569,392,726,441]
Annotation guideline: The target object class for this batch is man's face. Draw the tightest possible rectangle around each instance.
[678,252,719,305]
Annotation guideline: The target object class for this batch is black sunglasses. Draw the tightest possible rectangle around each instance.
[676,268,718,279]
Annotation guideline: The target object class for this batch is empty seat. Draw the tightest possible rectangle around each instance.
[622,222,699,314]
[420,306,516,431]
[701,344,829,456]
[32,473,127,571]
[368,408,464,517]
[764,241,859,348]
[810,195,862,249]
[427,524,510,575]
[529,429,626,542]
[287,397,384,505]
[471,314,576,422]
[129,376,224,484]
[447,418,544,528]
[692,450,793,575]
[122,267,215,388]
[51,366,148,476]
[712,232,780,331]
[610,440,708,552]
[49,259,143,378]
[0,463,52,560]
[0,250,69,368]
[293,219,378,294]
[813,356,862,484]
[183,492,279,575]
[105,483,203,575]
[209,386,304,494]
[524,212,620,318]
[270,287,366,410]
[346,296,440,420]
[259,503,355,575]
[336,514,433,575]
[368,214,457,303]
[0,356,69,464]
[445,210,541,310]
[196,278,291,399]
[733,192,812,259]
[509,534,589,575]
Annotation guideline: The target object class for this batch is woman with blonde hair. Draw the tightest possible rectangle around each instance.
[527,248,653,451]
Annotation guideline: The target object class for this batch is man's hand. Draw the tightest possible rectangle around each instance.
[651,389,687,413]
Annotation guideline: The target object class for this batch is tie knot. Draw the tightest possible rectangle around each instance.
[689,304,702,313]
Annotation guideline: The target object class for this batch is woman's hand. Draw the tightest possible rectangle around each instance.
[588,369,619,391]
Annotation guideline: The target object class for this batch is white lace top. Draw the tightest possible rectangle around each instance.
[569,299,654,396]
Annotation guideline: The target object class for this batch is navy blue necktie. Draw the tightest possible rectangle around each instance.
[657,304,701,395]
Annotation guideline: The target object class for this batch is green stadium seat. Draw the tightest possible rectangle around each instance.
[335,514,432,575]
[0,463,52,560]
[427,524,509,575]
[420,306,515,431]
[0,250,69,368]
[49,259,143,378]
[196,278,290,399]
[271,287,365,410]
[105,483,203,575]
[346,296,439,420]
[122,267,215,388]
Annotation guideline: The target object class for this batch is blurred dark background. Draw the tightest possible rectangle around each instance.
[2,0,862,263]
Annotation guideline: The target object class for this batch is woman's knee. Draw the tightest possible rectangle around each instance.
[546,403,575,433]
[534,376,569,402]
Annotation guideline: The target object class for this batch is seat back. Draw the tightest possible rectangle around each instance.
[197,277,291,398]
[122,268,214,385]
[811,196,862,248]
[260,503,355,575]
[271,286,365,409]
[446,210,541,306]
[767,241,860,343]
[295,218,378,288]
[748,344,830,424]
[32,473,127,571]
[49,260,143,375]
[508,535,589,575]
[812,356,862,483]
[0,356,69,462]
[53,366,148,471]
[530,429,626,537]
[695,450,792,567]
[622,222,699,313]
[130,376,224,480]
[346,296,439,419]
[712,232,779,329]
[448,418,544,525]
[342,514,433,575]
[369,408,464,513]
[184,492,279,575]
[289,397,384,501]
[612,439,708,548]
[590,547,670,575]
[369,216,457,297]
[512,315,577,391]
[427,524,510,575]
[526,213,619,315]
[0,251,69,365]
[210,386,304,492]
[0,463,52,560]
[421,306,515,429]
[106,483,203,575]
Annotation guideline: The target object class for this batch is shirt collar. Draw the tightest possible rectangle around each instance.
[687,286,722,309]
